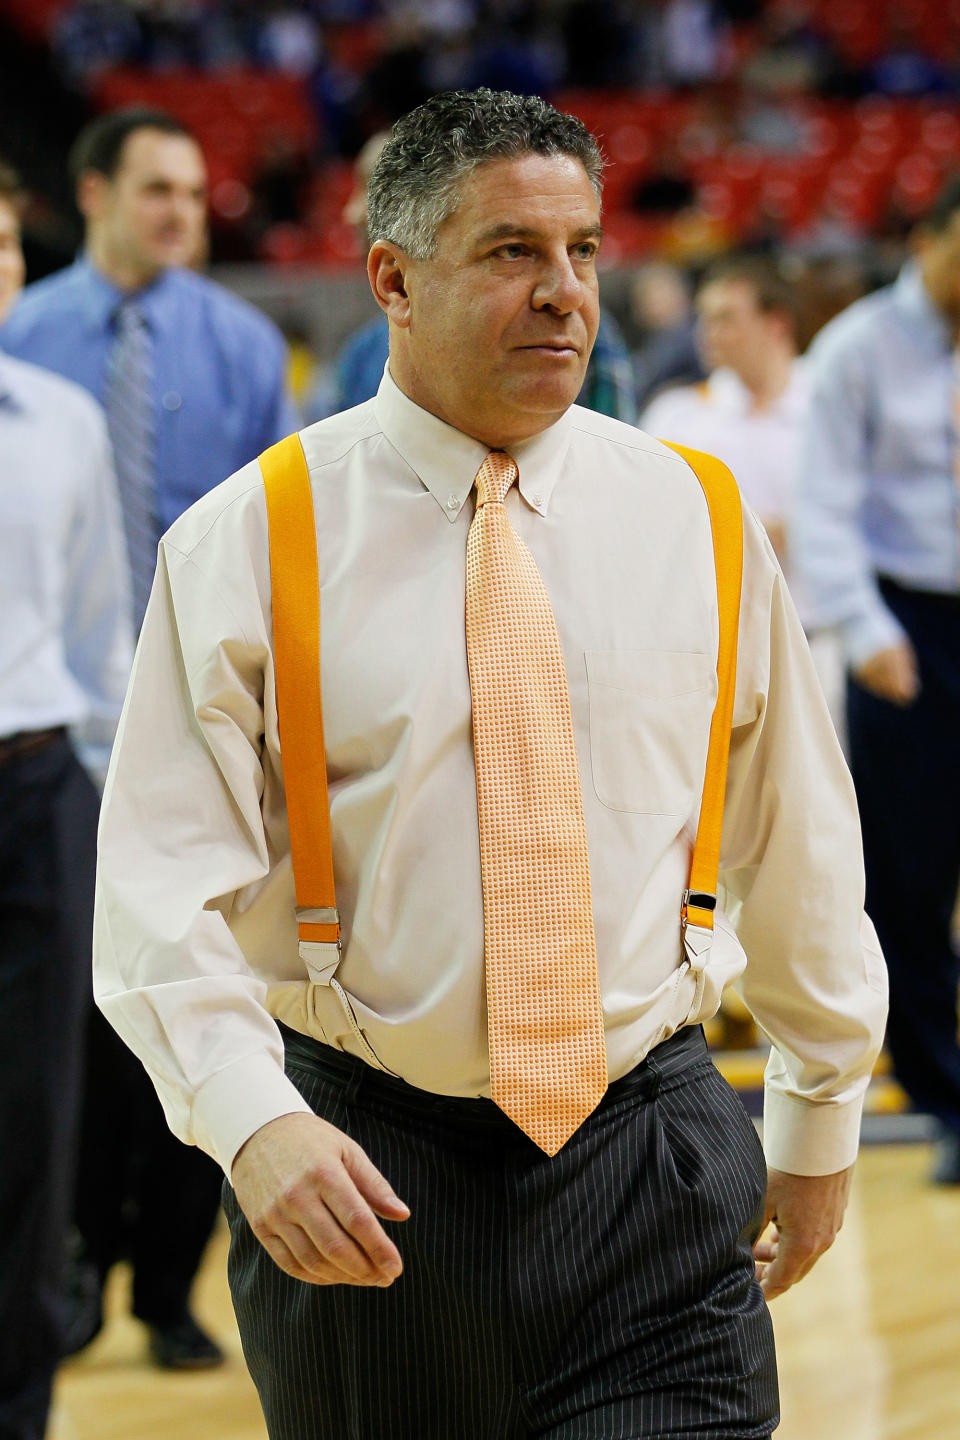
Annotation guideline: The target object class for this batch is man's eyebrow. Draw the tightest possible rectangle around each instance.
[473,221,604,246]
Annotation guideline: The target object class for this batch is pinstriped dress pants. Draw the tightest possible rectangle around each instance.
[224,1024,778,1440]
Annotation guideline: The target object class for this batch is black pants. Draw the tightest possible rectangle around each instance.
[848,578,960,1140]
[72,1006,224,1325]
[0,737,99,1440]
[225,1025,778,1440]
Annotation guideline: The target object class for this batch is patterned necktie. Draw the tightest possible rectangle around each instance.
[465,450,607,1155]
[103,298,158,631]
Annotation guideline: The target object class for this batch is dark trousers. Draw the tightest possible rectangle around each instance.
[72,1006,224,1324]
[225,1025,778,1440]
[0,737,99,1440]
[847,577,960,1139]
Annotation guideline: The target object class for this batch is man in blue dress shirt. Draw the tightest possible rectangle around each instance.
[1,106,299,1368]
[793,174,960,1185]
[0,342,132,1440]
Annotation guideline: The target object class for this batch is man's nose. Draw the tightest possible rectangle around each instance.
[532,252,585,314]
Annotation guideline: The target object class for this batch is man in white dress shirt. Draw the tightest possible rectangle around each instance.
[641,255,806,569]
[0,340,131,1437]
[93,90,886,1439]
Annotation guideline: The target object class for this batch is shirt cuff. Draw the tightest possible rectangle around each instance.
[842,603,907,671]
[191,1050,314,1177]
[761,1085,866,1175]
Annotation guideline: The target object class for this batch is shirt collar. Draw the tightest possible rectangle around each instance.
[373,364,574,523]
[893,260,953,352]
[73,255,177,338]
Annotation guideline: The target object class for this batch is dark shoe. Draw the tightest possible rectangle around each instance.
[931,1131,960,1185]
[60,1248,104,1356]
[147,1315,225,1370]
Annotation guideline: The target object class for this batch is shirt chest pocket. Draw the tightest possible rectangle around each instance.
[585,650,716,815]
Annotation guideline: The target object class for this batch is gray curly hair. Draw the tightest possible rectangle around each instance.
[366,89,604,261]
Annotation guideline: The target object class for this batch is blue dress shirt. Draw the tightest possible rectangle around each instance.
[793,262,960,667]
[0,352,132,782]
[1,258,299,535]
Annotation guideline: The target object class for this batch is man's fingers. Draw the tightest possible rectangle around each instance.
[308,1155,405,1279]
[345,1141,411,1220]
[272,1190,383,1283]
[758,1230,822,1300]
[260,1231,320,1284]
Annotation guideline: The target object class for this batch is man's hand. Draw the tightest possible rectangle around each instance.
[853,642,919,705]
[752,1164,854,1302]
[231,1112,409,1287]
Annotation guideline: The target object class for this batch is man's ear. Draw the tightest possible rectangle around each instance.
[76,169,109,223]
[368,240,413,326]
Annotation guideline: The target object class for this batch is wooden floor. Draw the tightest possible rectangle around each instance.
[50,1142,960,1440]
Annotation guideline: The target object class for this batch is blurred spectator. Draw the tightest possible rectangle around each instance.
[640,254,804,567]
[658,0,731,87]
[0,317,132,1436]
[1,105,298,1370]
[306,129,391,418]
[869,14,954,97]
[0,163,26,324]
[628,260,704,410]
[793,173,960,1185]
[740,0,837,98]
[257,1,323,75]
[52,0,141,89]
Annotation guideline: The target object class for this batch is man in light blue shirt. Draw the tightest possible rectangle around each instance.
[793,174,960,1185]
[1,106,299,624]
[1,105,298,1368]
[0,348,132,1440]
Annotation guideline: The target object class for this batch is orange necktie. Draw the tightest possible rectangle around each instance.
[465,450,607,1155]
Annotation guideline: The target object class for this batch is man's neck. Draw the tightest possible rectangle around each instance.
[735,349,795,410]
[85,237,160,295]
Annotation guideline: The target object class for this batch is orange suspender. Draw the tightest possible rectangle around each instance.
[260,433,340,960]
[660,440,744,936]
[259,433,742,954]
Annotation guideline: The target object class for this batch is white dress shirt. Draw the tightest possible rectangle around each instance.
[640,362,809,529]
[0,352,132,781]
[93,368,886,1178]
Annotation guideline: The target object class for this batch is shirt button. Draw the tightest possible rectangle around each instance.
[531,493,543,506]
[446,494,459,511]
[162,390,182,411]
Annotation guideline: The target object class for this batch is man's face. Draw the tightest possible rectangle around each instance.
[0,196,25,323]
[380,153,602,448]
[916,210,960,330]
[83,128,207,284]
[696,278,776,376]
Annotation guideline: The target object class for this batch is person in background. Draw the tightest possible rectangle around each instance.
[629,260,704,411]
[0,183,132,1434]
[311,129,637,424]
[793,174,960,1187]
[0,163,26,324]
[641,255,805,567]
[1,106,298,1370]
[640,254,847,745]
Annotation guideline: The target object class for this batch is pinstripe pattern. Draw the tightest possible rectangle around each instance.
[224,1027,778,1439]
[103,300,157,631]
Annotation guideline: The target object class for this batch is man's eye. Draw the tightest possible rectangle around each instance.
[496,244,528,259]
[573,243,598,260]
